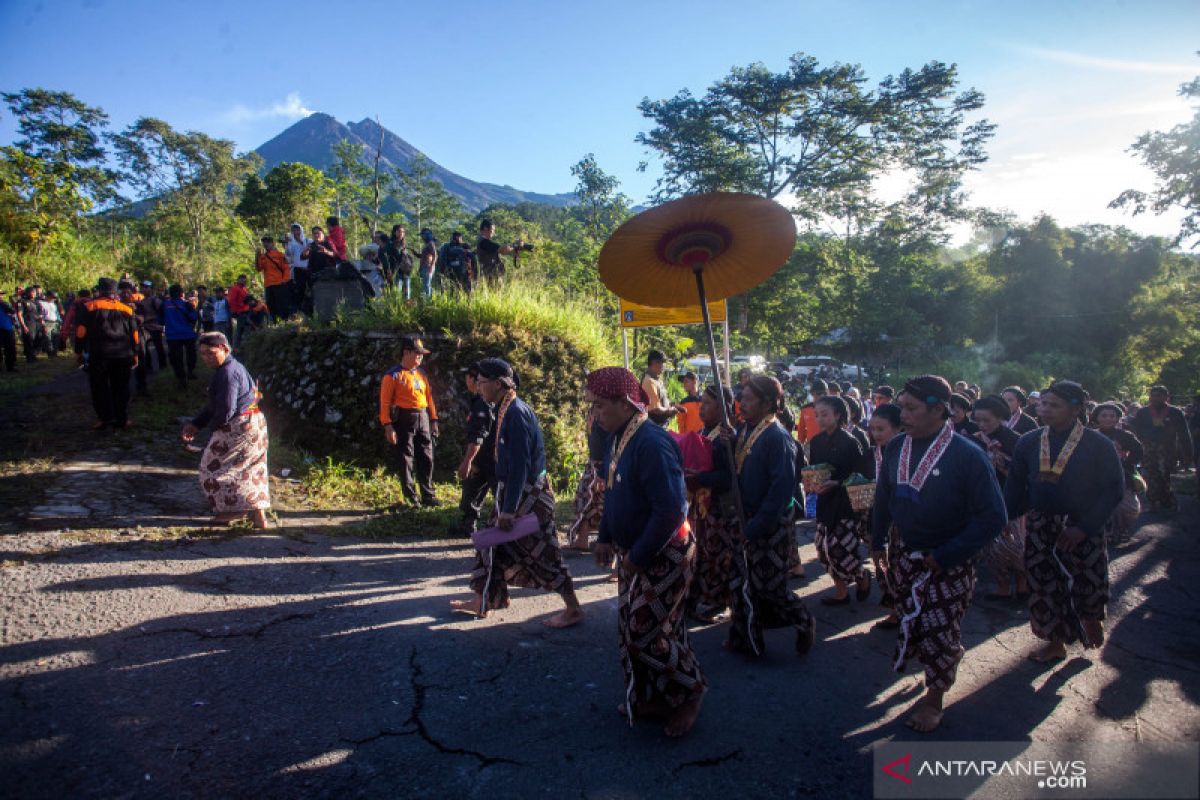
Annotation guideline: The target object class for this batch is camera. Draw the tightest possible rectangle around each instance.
[514,242,535,253]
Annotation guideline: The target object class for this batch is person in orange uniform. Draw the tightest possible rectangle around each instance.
[675,371,704,434]
[75,277,139,430]
[379,336,440,507]
[795,378,827,446]
[255,236,292,321]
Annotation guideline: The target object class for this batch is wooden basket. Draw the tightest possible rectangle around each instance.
[847,482,876,513]
[801,467,831,494]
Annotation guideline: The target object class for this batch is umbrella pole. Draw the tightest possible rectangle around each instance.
[694,264,759,655]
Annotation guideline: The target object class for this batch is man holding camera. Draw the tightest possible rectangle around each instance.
[475,218,531,284]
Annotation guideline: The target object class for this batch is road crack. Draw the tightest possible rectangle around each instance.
[406,645,523,768]
[130,612,316,641]
[672,748,744,774]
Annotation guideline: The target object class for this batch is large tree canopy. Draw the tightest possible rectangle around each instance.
[636,53,994,229]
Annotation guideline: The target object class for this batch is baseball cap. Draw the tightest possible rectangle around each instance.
[401,336,432,354]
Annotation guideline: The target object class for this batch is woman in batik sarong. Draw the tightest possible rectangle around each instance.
[449,358,583,628]
[589,367,705,738]
[181,332,270,529]
[685,385,735,623]
[1091,402,1144,542]
[809,395,868,605]
[866,402,902,629]
[724,376,815,657]
[1005,381,1124,665]
[871,375,1006,733]
[971,395,1028,599]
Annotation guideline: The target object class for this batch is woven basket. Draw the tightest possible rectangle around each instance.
[801,467,832,494]
[847,482,876,513]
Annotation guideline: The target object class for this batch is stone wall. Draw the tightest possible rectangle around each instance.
[239,325,595,486]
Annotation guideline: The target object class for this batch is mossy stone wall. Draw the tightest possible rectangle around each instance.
[239,325,594,487]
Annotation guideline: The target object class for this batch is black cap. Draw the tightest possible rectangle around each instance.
[477,357,515,384]
[401,336,432,354]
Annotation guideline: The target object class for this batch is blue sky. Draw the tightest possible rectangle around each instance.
[2,0,1197,240]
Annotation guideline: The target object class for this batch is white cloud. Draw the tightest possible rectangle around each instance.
[1011,45,1197,76]
[222,92,314,124]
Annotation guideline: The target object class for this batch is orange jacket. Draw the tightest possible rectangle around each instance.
[256,250,290,287]
[676,397,704,435]
[795,403,818,444]
[379,365,438,425]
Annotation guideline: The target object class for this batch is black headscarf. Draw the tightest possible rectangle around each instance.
[900,374,952,419]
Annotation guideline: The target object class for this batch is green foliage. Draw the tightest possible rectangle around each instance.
[393,154,467,238]
[637,53,994,229]
[236,162,332,238]
[1112,71,1200,246]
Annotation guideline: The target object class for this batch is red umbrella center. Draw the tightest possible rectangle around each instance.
[655,223,732,267]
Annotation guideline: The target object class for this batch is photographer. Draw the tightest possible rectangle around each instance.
[475,218,532,284]
[438,231,476,294]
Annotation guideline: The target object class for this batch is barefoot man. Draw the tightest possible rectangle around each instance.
[1005,380,1124,665]
[588,367,706,738]
[871,375,1006,732]
[449,358,583,628]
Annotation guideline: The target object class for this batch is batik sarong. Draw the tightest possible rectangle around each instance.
[470,474,573,612]
[888,529,976,692]
[617,532,706,715]
[1025,510,1108,644]
[728,512,815,655]
[1103,490,1140,545]
[688,511,734,614]
[1142,440,1177,509]
[980,516,1027,576]
[199,412,270,513]
[815,516,865,584]
[566,460,604,544]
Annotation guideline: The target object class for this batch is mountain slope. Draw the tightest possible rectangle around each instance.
[254,113,574,211]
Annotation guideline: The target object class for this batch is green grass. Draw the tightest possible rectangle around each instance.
[331,277,617,367]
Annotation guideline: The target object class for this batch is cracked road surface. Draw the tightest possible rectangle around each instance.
[2,499,1199,798]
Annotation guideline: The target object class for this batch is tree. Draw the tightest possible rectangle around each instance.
[393,154,465,238]
[110,117,260,269]
[1111,71,1200,247]
[0,89,120,250]
[636,54,994,228]
[569,153,629,238]
[236,162,332,238]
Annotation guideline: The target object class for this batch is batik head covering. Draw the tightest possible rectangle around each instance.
[477,357,517,388]
[1044,380,1088,407]
[901,374,952,419]
[586,367,648,412]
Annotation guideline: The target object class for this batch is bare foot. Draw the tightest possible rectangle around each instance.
[543,607,584,628]
[788,564,806,577]
[1028,641,1067,663]
[250,509,268,529]
[1082,619,1104,648]
[449,596,487,618]
[606,572,619,583]
[664,689,706,737]
[905,701,943,733]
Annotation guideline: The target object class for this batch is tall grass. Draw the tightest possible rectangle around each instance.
[332,277,617,367]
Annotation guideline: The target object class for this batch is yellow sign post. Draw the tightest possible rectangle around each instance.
[617,299,731,381]
[618,299,727,328]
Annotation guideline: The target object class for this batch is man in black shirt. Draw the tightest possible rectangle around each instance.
[454,363,496,536]
[475,218,524,284]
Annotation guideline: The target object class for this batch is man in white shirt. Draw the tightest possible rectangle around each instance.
[207,286,232,339]
[284,222,311,313]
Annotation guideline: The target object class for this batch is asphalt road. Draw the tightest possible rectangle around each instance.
[2,493,1198,799]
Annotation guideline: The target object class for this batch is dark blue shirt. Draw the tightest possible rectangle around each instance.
[736,420,797,540]
[597,418,687,569]
[465,395,496,472]
[0,300,14,332]
[494,397,546,515]
[1004,425,1124,539]
[872,430,1007,569]
[809,428,862,527]
[191,357,257,430]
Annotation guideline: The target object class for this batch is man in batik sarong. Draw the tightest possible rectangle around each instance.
[181,332,270,529]
[589,367,705,738]
[1130,386,1192,513]
[723,376,816,656]
[1006,381,1124,665]
[565,409,608,551]
[448,358,583,628]
[872,375,1006,732]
